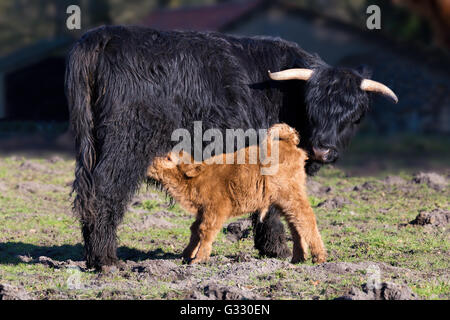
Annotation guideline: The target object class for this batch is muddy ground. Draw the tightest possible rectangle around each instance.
[0,155,448,300]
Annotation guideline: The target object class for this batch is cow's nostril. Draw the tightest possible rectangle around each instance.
[312,147,331,161]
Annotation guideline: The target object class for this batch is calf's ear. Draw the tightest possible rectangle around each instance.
[179,163,204,178]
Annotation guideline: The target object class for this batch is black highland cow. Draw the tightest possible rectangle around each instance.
[65,25,397,269]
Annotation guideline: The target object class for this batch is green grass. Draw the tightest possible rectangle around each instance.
[0,155,448,300]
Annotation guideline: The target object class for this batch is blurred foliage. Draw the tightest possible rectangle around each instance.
[0,0,74,56]
[287,0,434,47]
[0,121,69,137]
[0,0,216,57]
[0,0,439,56]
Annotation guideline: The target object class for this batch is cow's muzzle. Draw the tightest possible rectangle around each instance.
[312,147,337,163]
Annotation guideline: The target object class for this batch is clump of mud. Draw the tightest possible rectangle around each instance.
[232,252,254,263]
[410,209,450,227]
[337,282,417,300]
[317,196,350,209]
[0,284,33,300]
[20,256,86,271]
[189,282,262,300]
[307,179,333,197]
[383,176,407,186]
[353,181,376,191]
[412,172,448,191]
[129,259,188,281]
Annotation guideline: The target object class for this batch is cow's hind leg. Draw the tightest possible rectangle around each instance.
[252,205,290,259]
[80,113,165,271]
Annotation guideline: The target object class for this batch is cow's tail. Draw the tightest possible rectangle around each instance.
[65,31,107,218]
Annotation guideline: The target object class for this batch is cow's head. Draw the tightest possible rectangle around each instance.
[269,67,397,164]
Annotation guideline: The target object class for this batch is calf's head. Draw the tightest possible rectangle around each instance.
[269,67,398,164]
[147,151,203,183]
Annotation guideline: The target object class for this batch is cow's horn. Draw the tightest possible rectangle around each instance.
[360,79,398,103]
[268,68,313,81]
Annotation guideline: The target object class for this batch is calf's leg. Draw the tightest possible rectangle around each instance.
[189,208,229,264]
[182,217,202,262]
[280,196,327,264]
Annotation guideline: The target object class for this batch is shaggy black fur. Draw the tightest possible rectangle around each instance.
[251,206,291,259]
[66,25,377,269]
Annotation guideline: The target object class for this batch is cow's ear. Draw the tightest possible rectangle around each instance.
[179,163,204,178]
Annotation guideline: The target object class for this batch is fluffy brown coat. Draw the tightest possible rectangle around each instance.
[147,124,326,264]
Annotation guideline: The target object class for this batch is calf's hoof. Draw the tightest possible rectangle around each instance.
[189,253,210,265]
[312,252,327,264]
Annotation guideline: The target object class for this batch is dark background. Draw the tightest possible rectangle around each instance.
[0,0,449,174]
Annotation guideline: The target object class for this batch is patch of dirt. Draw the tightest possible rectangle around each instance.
[21,254,425,300]
[134,256,294,295]
[0,181,7,192]
[34,256,86,270]
[410,209,450,227]
[353,181,376,191]
[128,259,188,281]
[46,156,64,163]
[232,252,254,263]
[337,282,418,300]
[189,282,263,300]
[225,218,252,242]
[302,261,409,277]
[307,179,333,197]
[15,181,65,194]
[153,210,179,219]
[383,176,407,186]
[412,172,448,191]
[9,156,25,162]
[317,196,350,209]
[19,160,49,172]
[127,208,149,214]
[38,256,65,269]
[129,215,176,231]
[0,283,34,300]
[213,257,291,280]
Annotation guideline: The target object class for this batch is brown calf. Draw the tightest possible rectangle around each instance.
[147,124,327,264]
